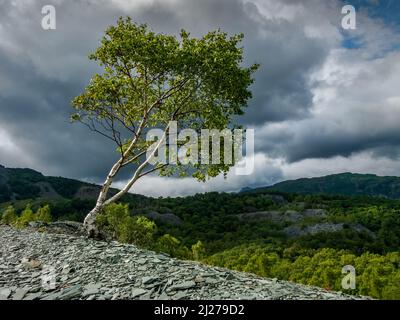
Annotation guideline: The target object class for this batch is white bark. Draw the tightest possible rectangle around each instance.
[83,206,102,238]
[104,124,170,205]
[83,122,169,237]
[83,158,123,236]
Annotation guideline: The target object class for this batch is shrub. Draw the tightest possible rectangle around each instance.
[35,205,52,223]
[119,216,157,248]
[155,234,192,259]
[96,203,157,248]
[96,203,130,239]
[156,234,181,256]
[15,204,35,228]
[192,240,206,260]
[1,206,17,225]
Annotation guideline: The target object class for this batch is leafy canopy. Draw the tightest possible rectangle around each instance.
[72,17,258,180]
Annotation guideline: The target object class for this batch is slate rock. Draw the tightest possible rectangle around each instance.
[13,288,28,300]
[0,225,369,301]
[169,281,196,291]
[142,276,158,284]
[131,288,147,298]
[0,288,11,299]
[82,283,102,296]
[58,285,82,300]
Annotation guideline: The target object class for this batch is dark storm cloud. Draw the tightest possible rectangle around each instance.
[0,46,119,180]
[254,104,400,164]
[127,0,329,124]
[259,44,400,163]
[0,0,126,180]
[1,0,399,189]
[284,128,400,163]
[0,0,331,181]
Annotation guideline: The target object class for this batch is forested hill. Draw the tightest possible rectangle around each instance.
[3,164,400,202]
[246,172,400,199]
[0,164,148,203]
[1,164,400,299]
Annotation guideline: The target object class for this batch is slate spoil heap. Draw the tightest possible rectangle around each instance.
[0,225,369,300]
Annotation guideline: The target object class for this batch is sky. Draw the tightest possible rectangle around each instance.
[0,0,400,197]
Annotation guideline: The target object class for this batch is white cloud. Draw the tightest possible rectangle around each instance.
[113,153,283,197]
[281,151,400,179]
[256,45,400,162]
[0,0,400,196]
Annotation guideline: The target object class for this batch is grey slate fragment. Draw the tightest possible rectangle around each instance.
[0,225,370,301]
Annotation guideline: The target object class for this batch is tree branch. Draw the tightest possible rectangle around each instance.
[104,122,171,205]
[138,163,168,178]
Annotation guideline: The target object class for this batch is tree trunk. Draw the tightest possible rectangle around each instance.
[83,205,103,238]
[83,123,168,238]
[83,160,122,237]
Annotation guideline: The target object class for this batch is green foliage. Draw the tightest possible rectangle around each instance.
[15,204,35,228]
[49,199,96,222]
[96,203,195,257]
[206,245,400,299]
[119,216,157,248]
[1,205,17,225]
[7,168,43,200]
[155,234,191,259]
[206,244,280,277]
[96,203,130,239]
[2,203,52,226]
[258,172,400,199]
[1,167,400,299]
[96,203,157,248]
[71,17,258,180]
[192,240,206,261]
[34,205,52,223]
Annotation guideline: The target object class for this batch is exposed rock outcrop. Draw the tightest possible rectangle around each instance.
[284,223,374,238]
[144,211,183,226]
[236,208,327,223]
[35,182,63,200]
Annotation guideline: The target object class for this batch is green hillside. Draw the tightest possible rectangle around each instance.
[1,165,399,299]
[0,164,89,201]
[0,164,148,202]
[248,172,400,199]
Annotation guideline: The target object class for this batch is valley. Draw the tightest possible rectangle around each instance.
[1,165,399,299]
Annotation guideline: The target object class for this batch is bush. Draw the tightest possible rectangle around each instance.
[192,240,206,260]
[35,205,52,223]
[155,234,192,259]
[156,234,181,256]
[96,203,130,239]
[15,204,35,228]
[1,206,17,225]
[119,216,157,248]
[96,203,157,248]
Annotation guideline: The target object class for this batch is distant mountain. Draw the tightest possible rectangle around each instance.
[3,164,400,203]
[245,172,400,199]
[0,164,147,203]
